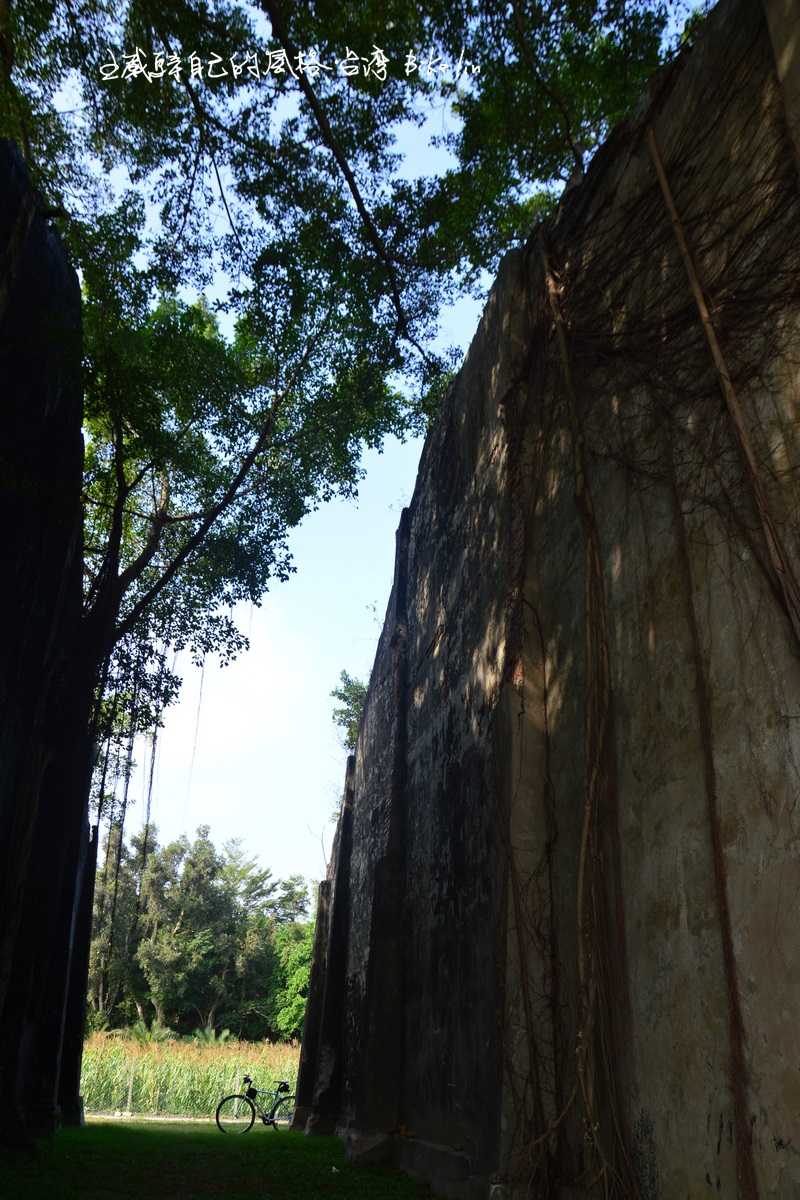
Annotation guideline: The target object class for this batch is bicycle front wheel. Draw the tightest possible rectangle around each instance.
[216,1094,256,1133]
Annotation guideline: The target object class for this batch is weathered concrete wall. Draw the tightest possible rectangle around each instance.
[0,140,84,1139]
[298,0,800,1195]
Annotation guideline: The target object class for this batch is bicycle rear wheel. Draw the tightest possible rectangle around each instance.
[216,1094,256,1133]
[270,1095,295,1128]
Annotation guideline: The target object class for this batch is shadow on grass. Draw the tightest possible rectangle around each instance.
[0,1120,433,1200]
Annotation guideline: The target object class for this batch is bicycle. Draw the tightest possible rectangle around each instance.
[215,1076,295,1134]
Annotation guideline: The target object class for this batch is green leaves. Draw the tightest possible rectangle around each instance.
[331,669,368,753]
[267,921,315,1041]
[128,1018,177,1043]
[89,824,313,1040]
[418,0,670,279]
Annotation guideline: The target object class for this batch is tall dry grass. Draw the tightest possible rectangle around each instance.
[81,1034,300,1117]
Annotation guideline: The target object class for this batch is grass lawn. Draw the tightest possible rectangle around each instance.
[0,1120,433,1200]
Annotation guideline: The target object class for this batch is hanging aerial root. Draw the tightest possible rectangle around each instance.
[661,419,760,1200]
[647,126,800,655]
[538,234,639,1198]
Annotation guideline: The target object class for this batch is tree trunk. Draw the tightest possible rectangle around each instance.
[59,823,100,1126]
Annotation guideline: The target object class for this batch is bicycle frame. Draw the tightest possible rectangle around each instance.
[249,1087,295,1126]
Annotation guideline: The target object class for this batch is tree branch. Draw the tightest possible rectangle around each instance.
[84,446,152,615]
[117,473,170,595]
[99,416,128,589]
[171,134,203,256]
[260,0,434,366]
[157,26,244,257]
[112,316,331,646]
[510,0,585,179]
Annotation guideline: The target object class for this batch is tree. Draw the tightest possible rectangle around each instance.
[227,911,281,1040]
[244,0,676,285]
[412,0,671,282]
[222,839,278,910]
[269,875,310,925]
[267,921,316,1041]
[0,0,445,1132]
[1,0,680,382]
[87,824,313,1040]
[331,670,368,752]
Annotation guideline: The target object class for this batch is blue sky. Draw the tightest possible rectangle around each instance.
[137,434,423,884]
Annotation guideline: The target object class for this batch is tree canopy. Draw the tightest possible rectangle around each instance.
[89,824,313,1039]
[2,0,685,334]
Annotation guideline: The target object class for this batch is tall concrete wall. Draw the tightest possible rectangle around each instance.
[0,140,84,1139]
[297,0,800,1195]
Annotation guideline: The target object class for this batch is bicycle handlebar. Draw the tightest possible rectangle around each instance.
[240,1074,293,1095]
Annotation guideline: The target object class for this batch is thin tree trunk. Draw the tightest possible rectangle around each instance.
[59,823,100,1126]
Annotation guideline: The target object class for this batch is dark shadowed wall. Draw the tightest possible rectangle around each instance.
[0,140,85,1140]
